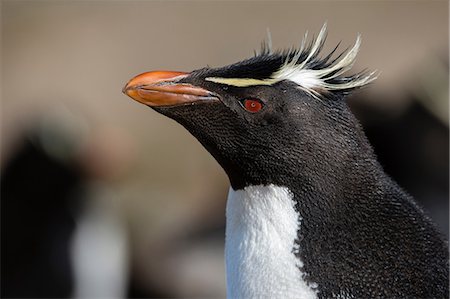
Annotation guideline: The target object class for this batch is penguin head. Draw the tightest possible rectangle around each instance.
[123,25,376,189]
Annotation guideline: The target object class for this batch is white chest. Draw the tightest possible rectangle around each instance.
[225,184,318,299]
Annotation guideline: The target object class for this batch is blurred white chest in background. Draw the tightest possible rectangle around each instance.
[225,185,318,299]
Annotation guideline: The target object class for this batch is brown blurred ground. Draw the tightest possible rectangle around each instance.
[1,1,448,298]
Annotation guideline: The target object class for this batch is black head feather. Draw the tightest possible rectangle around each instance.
[197,24,376,97]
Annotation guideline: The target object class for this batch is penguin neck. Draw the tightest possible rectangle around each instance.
[242,104,383,207]
[222,115,386,298]
[224,184,319,299]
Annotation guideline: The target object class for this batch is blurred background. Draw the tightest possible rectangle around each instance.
[1,1,448,298]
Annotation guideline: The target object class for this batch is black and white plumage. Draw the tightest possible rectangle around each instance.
[124,25,449,298]
[204,25,375,97]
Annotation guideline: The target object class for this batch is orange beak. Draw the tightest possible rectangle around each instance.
[123,71,218,107]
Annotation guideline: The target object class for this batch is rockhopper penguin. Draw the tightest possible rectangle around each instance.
[123,25,449,298]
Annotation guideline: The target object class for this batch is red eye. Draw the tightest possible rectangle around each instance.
[242,98,263,113]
